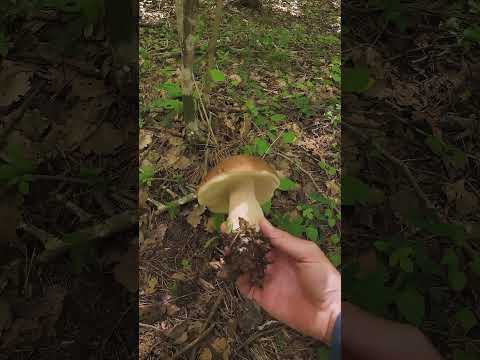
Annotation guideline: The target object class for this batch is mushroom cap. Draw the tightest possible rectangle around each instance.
[198,155,280,213]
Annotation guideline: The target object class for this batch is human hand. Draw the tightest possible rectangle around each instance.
[223,218,341,344]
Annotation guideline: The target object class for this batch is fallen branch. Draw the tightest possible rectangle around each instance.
[171,323,216,360]
[33,210,137,263]
[150,193,197,214]
[235,325,282,353]
[0,80,46,148]
[343,122,436,213]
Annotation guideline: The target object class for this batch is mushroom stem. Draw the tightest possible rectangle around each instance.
[228,178,264,231]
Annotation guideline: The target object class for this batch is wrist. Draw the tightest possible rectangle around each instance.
[324,299,341,345]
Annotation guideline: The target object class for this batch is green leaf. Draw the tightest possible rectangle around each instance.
[308,193,329,204]
[316,347,330,360]
[261,200,272,215]
[150,98,183,112]
[282,131,296,144]
[278,177,297,191]
[209,69,225,82]
[441,248,459,271]
[449,270,467,291]
[79,167,101,178]
[0,32,10,57]
[425,135,443,155]
[306,227,319,242]
[327,217,336,227]
[342,176,370,205]
[330,234,340,245]
[454,308,477,333]
[18,181,29,195]
[329,252,341,267]
[302,207,315,220]
[211,213,225,233]
[342,67,370,93]
[159,82,182,98]
[271,114,286,122]
[374,241,390,252]
[0,164,18,182]
[464,25,480,42]
[453,349,477,360]
[469,258,480,276]
[395,289,425,326]
[79,0,105,23]
[399,257,414,273]
[254,138,269,155]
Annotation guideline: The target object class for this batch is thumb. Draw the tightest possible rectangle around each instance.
[259,218,320,262]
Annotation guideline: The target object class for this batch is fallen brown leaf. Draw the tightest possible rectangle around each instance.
[199,347,213,360]
[0,61,32,106]
[113,242,138,293]
[186,205,206,228]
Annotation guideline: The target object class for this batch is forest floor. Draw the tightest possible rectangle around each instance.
[139,0,341,359]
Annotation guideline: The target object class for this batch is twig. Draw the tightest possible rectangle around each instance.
[34,210,137,263]
[262,130,285,159]
[19,222,61,246]
[171,323,216,360]
[172,293,223,359]
[151,193,197,214]
[200,293,224,333]
[139,323,161,331]
[343,122,436,213]
[274,151,322,193]
[0,81,46,148]
[193,78,217,145]
[235,325,282,353]
[53,194,93,222]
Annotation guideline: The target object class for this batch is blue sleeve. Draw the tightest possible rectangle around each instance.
[329,314,341,360]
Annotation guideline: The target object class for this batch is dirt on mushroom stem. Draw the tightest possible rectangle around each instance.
[219,217,271,287]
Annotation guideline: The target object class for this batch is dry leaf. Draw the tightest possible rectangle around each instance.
[145,276,158,295]
[71,77,108,99]
[174,331,189,344]
[240,113,251,138]
[170,272,188,281]
[0,63,32,107]
[113,243,138,293]
[205,218,215,233]
[1,286,65,349]
[326,180,340,196]
[445,180,478,216]
[0,194,20,246]
[211,337,228,354]
[187,205,206,228]
[139,130,153,150]
[81,122,124,155]
[166,304,180,316]
[139,304,166,323]
[198,278,215,291]
[199,348,213,360]
[0,298,12,336]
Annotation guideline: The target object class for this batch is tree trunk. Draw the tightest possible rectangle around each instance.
[206,0,224,82]
[180,0,200,138]
[175,0,184,47]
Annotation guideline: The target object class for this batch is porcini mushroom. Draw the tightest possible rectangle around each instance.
[198,155,280,231]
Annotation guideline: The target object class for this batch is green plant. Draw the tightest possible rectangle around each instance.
[139,165,155,186]
[319,160,337,176]
[0,144,36,195]
[181,259,191,270]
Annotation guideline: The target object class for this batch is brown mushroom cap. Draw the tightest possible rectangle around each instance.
[198,155,280,213]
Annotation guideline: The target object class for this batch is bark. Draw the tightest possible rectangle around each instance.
[175,0,184,47]
[206,0,224,75]
[181,0,199,136]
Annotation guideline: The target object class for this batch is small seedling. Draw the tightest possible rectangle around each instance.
[139,165,155,186]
